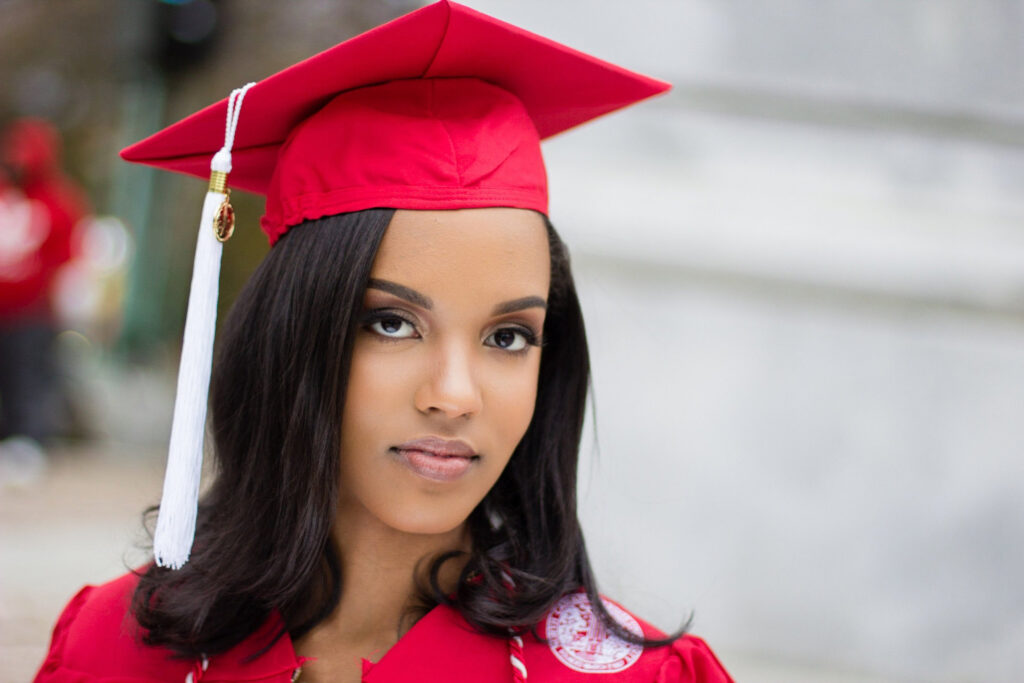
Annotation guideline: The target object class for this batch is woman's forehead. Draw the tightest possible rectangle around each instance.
[369,208,551,298]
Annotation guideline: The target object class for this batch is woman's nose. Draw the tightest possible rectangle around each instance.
[414,342,483,419]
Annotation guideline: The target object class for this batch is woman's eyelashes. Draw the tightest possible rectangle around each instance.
[360,308,541,354]
[484,326,540,354]
[362,309,420,340]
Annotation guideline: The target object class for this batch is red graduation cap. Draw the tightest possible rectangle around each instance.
[121,0,670,243]
[122,0,670,570]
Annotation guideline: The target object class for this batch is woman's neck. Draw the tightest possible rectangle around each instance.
[293,497,470,677]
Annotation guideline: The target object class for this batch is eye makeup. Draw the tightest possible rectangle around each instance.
[361,309,421,341]
[360,306,543,355]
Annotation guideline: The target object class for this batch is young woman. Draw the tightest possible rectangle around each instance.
[35,3,734,681]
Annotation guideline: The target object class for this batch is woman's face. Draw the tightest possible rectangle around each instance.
[338,207,550,536]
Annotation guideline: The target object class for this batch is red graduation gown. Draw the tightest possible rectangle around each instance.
[34,573,734,682]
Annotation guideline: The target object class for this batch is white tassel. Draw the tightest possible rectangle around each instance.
[153,83,254,569]
[154,190,225,569]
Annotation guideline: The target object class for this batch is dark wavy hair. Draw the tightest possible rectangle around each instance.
[132,208,683,657]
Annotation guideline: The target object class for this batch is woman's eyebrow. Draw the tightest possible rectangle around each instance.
[492,296,547,315]
[368,279,546,316]
[367,278,433,309]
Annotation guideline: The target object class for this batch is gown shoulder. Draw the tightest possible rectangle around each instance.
[33,571,193,682]
[34,571,303,682]
[654,634,734,683]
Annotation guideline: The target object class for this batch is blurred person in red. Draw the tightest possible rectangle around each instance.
[0,118,88,484]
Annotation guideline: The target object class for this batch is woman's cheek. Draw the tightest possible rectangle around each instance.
[487,354,541,444]
[351,343,420,401]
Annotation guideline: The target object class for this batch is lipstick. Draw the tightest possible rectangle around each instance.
[392,437,478,483]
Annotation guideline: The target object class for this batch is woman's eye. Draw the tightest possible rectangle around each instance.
[368,316,418,339]
[486,327,535,352]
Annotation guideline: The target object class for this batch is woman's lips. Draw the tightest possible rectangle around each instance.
[392,437,479,482]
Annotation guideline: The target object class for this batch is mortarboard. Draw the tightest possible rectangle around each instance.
[121,0,670,569]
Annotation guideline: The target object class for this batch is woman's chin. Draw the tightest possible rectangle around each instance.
[374,507,472,537]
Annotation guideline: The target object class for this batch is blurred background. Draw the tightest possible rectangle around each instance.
[1,0,1021,681]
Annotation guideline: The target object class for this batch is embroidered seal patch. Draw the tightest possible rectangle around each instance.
[545,593,643,673]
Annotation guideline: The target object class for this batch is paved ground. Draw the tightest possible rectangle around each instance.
[0,443,163,681]
[0,443,908,682]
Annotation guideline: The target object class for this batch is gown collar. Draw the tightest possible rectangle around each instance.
[204,605,510,682]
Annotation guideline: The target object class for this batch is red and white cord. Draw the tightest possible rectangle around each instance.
[501,569,528,681]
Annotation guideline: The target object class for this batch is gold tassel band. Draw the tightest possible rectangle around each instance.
[208,170,228,194]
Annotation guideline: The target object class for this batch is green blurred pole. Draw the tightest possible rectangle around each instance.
[112,76,167,354]
[111,0,168,355]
